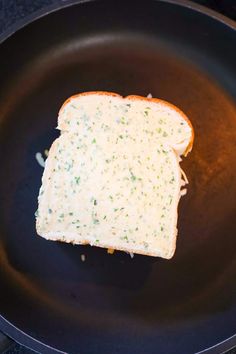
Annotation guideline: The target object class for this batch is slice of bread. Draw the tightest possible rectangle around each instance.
[36,92,193,259]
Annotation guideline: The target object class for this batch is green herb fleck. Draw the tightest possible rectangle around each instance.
[120,235,129,242]
[92,138,96,144]
[121,116,126,124]
[65,162,73,171]
[129,169,137,182]
[75,176,80,185]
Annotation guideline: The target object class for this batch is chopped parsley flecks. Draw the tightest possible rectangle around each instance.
[130,171,136,182]
[120,235,129,242]
[65,161,73,171]
[37,96,188,255]
[75,176,80,185]
[120,116,126,125]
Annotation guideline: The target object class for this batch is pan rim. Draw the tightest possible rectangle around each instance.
[0,315,64,354]
[0,0,235,353]
[0,0,235,46]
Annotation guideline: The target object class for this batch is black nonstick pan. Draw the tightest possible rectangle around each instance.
[0,1,236,353]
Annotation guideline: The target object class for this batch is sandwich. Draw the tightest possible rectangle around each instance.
[36,91,194,259]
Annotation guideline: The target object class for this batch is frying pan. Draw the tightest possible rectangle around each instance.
[0,0,236,353]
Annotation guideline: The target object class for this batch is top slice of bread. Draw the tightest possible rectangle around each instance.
[36,91,193,259]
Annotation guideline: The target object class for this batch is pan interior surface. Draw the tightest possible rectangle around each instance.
[0,1,236,353]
